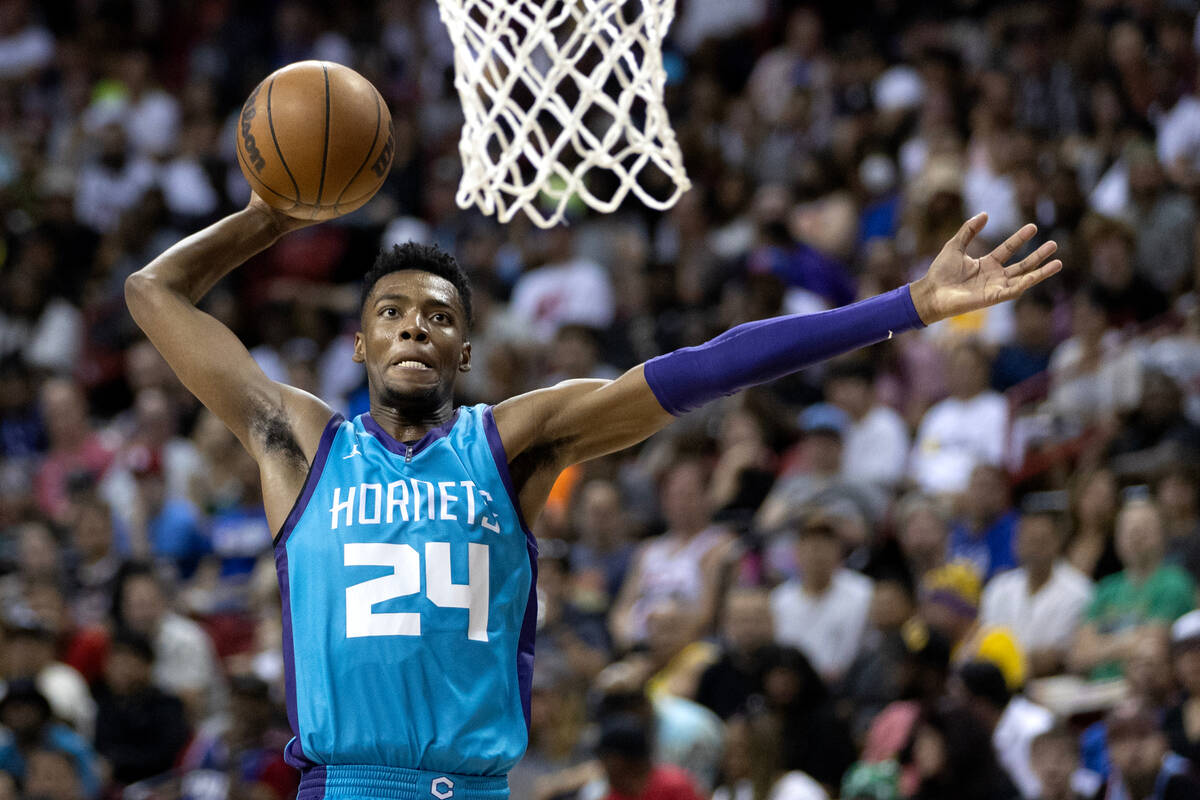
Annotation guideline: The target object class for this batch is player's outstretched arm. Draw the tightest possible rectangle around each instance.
[125,195,334,525]
[494,214,1060,512]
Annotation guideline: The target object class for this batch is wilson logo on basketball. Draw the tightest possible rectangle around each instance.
[240,84,266,172]
[371,131,394,178]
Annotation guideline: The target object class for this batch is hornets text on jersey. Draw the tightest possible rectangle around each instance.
[273,405,537,800]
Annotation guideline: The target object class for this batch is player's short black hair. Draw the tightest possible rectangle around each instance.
[360,242,474,330]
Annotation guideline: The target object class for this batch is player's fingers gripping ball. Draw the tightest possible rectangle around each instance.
[237,60,395,221]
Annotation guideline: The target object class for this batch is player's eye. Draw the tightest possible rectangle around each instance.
[432,312,450,323]
[381,306,398,318]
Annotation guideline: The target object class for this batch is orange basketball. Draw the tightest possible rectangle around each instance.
[236,61,394,221]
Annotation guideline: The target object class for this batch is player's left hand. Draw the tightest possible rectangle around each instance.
[909,213,1062,325]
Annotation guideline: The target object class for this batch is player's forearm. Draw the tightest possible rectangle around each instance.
[644,285,924,415]
[128,206,284,305]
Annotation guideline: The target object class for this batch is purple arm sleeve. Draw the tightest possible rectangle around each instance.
[643,285,926,415]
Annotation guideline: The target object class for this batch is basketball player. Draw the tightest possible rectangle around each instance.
[125,193,1060,800]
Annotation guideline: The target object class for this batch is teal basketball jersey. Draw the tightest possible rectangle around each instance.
[274,405,537,798]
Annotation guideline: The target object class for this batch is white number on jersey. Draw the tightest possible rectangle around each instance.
[343,542,490,641]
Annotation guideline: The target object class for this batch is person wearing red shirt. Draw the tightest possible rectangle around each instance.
[599,715,704,800]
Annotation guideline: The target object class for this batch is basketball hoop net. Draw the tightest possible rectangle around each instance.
[436,0,691,228]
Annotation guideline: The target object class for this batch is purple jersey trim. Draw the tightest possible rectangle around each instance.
[278,546,310,769]
[274,414,342,770]
[362,409,461,458]
[273,414,345,547]
[296,764,327,799]
[482,406,539,731]
[516,537,538,732]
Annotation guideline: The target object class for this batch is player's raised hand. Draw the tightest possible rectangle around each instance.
[909,213,1062,325]
[246,191,322,238]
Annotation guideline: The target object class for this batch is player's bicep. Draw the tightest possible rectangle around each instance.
[493,365,674,467]
[125,273,326,455]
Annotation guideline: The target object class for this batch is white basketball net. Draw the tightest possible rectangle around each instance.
[436,0,691,228]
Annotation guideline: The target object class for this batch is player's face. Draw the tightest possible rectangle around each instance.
[354,270,471,411]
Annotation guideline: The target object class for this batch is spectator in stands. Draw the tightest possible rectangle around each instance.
[755,403,854,533]
[1163,610,1200,766]
[0,0,54,81]
[0,680,101,799]
[1079,630,1178,783]
[536,548,611,685]
[92,630,191,786]
[708,406,777,525]
[125,444,209,580]
[1066,468,1123,581]
[839,570,918,733]
[610,460,735,650]
[1108,370,1200,482]
[21,579,108,686]
[757,645,856,793]
[112,562,226,722]
[510,226,615,343]
[892,494,951,586]
[694,587,776,720]
[771,513,874,684]
[22,748,85,800]
[1081,215,1169,328]
[1100,703,1200,800]
[2,621,95,739]
[980,505,1093,677]
[1047,285,1141,430]
[568,478,637,608]
[953,660,1053,799]
[1125,139,1196,297]
[824,359,910,491]
[1070,498,1195,680]
[920,562,1026,691]
[32,378,115,525]
[991,288,1056,392]
[596,714,704,800]
[910,342,1009,496]
[904,703,1019,800]
[185,672,299,798]
[1029,726,1093,800]
[65,496,122,627]
[1156,464,1200,583]
[948,464,1020,581]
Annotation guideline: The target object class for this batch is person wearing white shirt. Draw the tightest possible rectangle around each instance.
[771,515,873,684]
[825,360,910,490]
[509,227,615,343]
[980,508,1093,677]
[910,341,1009,495]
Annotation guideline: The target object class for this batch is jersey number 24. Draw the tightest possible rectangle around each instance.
[344,542,489,642]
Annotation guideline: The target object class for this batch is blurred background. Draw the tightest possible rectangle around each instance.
[4,0,1200,798]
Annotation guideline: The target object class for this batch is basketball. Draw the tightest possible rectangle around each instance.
[236,61,394,220]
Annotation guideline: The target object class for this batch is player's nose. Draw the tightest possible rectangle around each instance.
[398,313,430,342]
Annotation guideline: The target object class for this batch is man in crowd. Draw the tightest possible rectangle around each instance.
[1070,499,1195,680]
[980,503,1093,677]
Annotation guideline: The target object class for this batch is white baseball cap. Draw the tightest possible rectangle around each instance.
[1171,609,1200,649]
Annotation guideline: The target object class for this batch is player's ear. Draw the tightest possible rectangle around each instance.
[352,331,365,364]
[458,341,471,372]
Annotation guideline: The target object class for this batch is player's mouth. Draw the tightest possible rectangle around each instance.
[389,357,435,372]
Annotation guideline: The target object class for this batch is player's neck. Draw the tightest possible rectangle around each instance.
[369,401,456,443]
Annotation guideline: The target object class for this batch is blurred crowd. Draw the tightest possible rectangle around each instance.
[6,0,1200,798]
